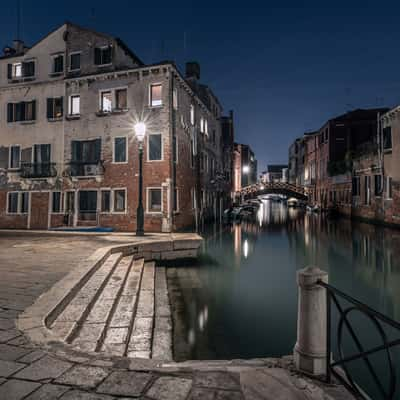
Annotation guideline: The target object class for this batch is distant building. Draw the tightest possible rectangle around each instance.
[288,136,306,185]
[233,143,257,191]
[260,164,288,183]
[220,110,235,204]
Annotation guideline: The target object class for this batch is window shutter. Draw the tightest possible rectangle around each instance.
[0,146,9,169]
[47,98,54,119]
[7,103,14,122]
[7,64,12,80]
[71,141,79,161]
[31,100,36,120]
[94,48,101,65]
[94,139,101,161]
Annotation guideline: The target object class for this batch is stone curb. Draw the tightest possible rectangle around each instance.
[17,234,202,351]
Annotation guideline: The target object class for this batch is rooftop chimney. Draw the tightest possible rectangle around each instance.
[186,61,200,81]
[12,39,25,54]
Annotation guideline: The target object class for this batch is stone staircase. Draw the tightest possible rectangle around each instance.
[50,254,172,360]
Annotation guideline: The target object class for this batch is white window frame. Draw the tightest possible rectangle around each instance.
[173,87,178,110]
[69,52,81,71]
[112,136,128,164]
[112,188,127,214]
[99,90,113,113]
[100,189,112,213]
[190,104,195,125]
[97,46,113,67]
[69,94,80,116]
[147,133,163,162]
[149,83,163,107]
[146,187,163,214]
[9,145,21,170]
[98,87,128,113]
[6,191,29,215]
[51,191,63,214]
[51,53,64,74]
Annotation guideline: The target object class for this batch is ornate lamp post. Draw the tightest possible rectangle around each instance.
[134,122,146,236]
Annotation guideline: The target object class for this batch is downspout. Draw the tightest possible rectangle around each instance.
[170,69,176,232]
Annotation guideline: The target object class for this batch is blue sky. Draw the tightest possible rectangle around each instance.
[1,0,400,171]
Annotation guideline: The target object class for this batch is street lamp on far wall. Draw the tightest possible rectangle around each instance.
[134,122,146,236]
[242,165,250,174]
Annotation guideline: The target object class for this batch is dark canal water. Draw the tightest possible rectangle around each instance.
[168,199,400,399]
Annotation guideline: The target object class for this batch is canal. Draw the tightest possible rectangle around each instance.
[168,199,400,398]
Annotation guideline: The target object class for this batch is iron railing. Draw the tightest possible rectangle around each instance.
[318,280,400,400]
[20,162,57,178]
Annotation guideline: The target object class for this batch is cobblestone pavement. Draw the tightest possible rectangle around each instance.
[0,232,352,400]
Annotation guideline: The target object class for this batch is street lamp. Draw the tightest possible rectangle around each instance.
[134,122,146,236]
[242,165,250,174]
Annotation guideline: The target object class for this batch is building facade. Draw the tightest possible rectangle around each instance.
[260,164,288,184]
[0,23,232,232]
[233,143,257,191]
[288,137,305,186]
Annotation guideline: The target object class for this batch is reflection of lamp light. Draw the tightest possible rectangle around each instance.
[260,185,265,190]
[243,239,249,258]
[243,165,250,174]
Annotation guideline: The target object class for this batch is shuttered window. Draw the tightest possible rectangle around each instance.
[7,101,36,122]
[114,137,127,163]
[7,61,35,79]
[47,97,63,119]
[10,146,20,169]
[94,46,112,65]
[53,55,64,73]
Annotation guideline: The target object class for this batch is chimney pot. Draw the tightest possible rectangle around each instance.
[186,61,200,81]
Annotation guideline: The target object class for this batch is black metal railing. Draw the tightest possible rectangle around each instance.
[20,162,57,178]
[68,161,104,177]
[318,280,400,400]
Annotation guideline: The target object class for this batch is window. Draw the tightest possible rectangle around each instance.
[100,91,112,112]
[374,175,383,196]
[205,120,208,135]
[364,176,371,205]
[147,188,162,212]
[114,137,127,163]
[190,104,195,125]
[71,139,101,163]
[200,117,205,133]
[70,53,81,71]
[9,146,20,169]
[21,192,29,213]
[101,190,111,212]
[150,84,162,106]
[7,192,29,214]
[115,89,127,110]
[191,188,196,209]
[7,101,36,122]
[94,46,112,66]
[352,177,360,196]
[7,61,35,80]
[47,97,63,119]
[52,54,64,74]
[7,192,18,213]
[173,88,178,110]
[148,133,162,161]
[114,190,126,212]
[69,95,80,115]
[386,176,393,199]
[173,188,179,212]
[33,144,51,164]
[52,192,62,213]
[383,127,392,150]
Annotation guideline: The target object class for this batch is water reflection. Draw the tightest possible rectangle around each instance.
[168,199,400,397]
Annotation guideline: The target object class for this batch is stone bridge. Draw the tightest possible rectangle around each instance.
[237,182,308,201]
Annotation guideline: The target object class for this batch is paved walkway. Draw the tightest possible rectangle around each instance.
[0,231,352,400]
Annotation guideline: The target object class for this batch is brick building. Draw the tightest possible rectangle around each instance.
[233,143,257,191]
[288,137,305,186]
[0,22,233,232]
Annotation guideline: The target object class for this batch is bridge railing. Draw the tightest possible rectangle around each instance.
[236,182,307,197]
[294,267,400,400]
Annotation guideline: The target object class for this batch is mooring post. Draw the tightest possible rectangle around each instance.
[293,266,328,376]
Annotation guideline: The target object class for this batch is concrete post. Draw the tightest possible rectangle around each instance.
[293,266,328,376]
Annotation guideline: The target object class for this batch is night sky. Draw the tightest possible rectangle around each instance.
[2,1,400,171]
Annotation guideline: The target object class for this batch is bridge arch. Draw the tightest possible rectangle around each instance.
[236,182,308,201]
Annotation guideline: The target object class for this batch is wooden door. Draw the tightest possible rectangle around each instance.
[30,192,49,230]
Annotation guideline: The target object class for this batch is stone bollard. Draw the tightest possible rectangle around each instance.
[293,266,328,376]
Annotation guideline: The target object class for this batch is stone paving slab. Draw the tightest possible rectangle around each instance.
[55,365,109,389]
[0,379,41,399]
[97,370,151,397]
[146,376,192,400]
[24,383,70,400]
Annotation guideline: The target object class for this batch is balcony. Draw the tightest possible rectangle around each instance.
[20,162,57,179]
[68,161,104,177]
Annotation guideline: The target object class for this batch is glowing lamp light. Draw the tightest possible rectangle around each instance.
[243,165,250,174]
[134,122,146,142]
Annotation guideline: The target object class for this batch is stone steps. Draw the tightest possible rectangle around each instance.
[49,253,173,360]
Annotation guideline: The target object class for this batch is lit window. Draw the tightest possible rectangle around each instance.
[150,84,162,106]
[148,188,162,212]
[173,88,178,110]
[148,133,162,161]
[70,53,81,71]
[47,97,63,119]
[101,91,112,112]
[69,95,80,115]
[114,137,127,163]
[101,190,111,212]
[14,63,22,78]
[190,104,195,125]
[114,190,126,212]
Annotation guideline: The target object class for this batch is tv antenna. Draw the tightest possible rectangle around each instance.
[17,0,21,39]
